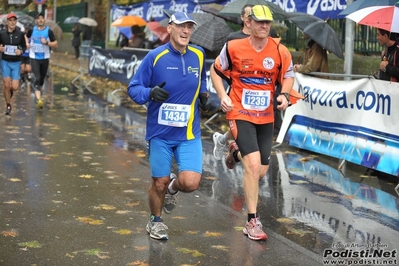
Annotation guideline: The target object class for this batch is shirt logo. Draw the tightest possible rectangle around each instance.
[263,57,274,70]
[188,66,199,78]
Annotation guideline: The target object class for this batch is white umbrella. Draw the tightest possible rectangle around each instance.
[78,17,97,27]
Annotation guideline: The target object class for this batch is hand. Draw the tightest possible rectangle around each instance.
[220,96,233,112]
[277,94,290,111]
[199,92,212,111]
[150,82,169,102]
[380,61,388,71]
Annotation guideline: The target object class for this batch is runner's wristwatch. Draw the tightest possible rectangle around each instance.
[280,92,290,101]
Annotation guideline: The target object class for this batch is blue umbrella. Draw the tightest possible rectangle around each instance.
[64,16,80,24]
[338,0,399,17]
[117,26,132,39]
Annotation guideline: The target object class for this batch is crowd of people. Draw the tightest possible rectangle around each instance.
[1,5,398,243]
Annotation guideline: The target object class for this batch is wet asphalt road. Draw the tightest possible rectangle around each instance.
[0,68,398,266]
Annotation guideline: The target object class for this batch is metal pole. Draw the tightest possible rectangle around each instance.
[53,0,57,23]
[344,0,354,80]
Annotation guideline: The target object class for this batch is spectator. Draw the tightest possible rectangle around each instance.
[376,28,399,82]
[293,33,329,75]
[71,23,82,59]
[81,25,92,57]
[129,25,145,48]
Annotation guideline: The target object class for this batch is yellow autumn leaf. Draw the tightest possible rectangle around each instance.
[94,204,116,210]
[299,157,312,162]
[186,231,199,235]
[76,216,104,225]
[286,227,314,237]
[116,210,131,214]
[134,150,147,158]
[211,245,229,251]
[314,191,340,197]
[113,229,132,235]
[204,176,217,181]
[126,261,150,266]
[8,178,21,182]
[204,231,222,237]
[172,216,186,220]
[29,151,44,155]
[134,246,148,251]
[18,240,43,248]
[3,200,23,204]
[126,202,140,207]
[96,142,108,145]
[176,247,205,257]
[276,218,296,224]
[79,174,94,179]
[234,226,244,231]
[2,230,18,237]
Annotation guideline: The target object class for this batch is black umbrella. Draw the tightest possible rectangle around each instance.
[201,3,241,24]
[160,11,233,52]
[286,12,343,59]
[219,0,287,21]
[189,13,233,51]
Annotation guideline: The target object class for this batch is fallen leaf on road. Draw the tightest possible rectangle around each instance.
[204,231,222,237]
[176,247,205,257]
[2,230,18,237]
[113,229,132,235]
[18,240,43,248]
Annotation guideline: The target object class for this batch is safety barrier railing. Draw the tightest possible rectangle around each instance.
[71,45,102,95]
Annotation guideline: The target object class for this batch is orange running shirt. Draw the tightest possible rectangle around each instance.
[215,37,294,124]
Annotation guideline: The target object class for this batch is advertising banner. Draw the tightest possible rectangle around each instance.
[277,73,399,176]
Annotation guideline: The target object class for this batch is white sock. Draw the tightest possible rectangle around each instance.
[168,178,177,194]
[219,132,229,144]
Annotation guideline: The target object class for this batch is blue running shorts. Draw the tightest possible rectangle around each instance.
[148,138,203,178]
[1,60,21,80]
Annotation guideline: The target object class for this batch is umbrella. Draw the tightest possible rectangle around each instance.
[346,6,399,33]
[286,12,343,59]
[338,0,398,17]
[117,26,132,39]
[189,13,233,51]
[64,16,80,24]
[219,0,287,21]
[45,19,63,40]
[201,3,242,24]
[78,17,97,27]
[111,16,146,27]
[146,21,169,43]
[271,21,289,35]
[17,15,35,27]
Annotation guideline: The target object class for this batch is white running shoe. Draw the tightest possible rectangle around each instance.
[212,132,225,160]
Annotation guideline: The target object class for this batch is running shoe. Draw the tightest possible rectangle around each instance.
[243,217,268,241]
[27,73,32,81]
[213,132,225,160]
[163,173,178,214]
[146,220,169,240]
[37,99,44,109]
[5,104,11,115]
[225,140,239,169]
